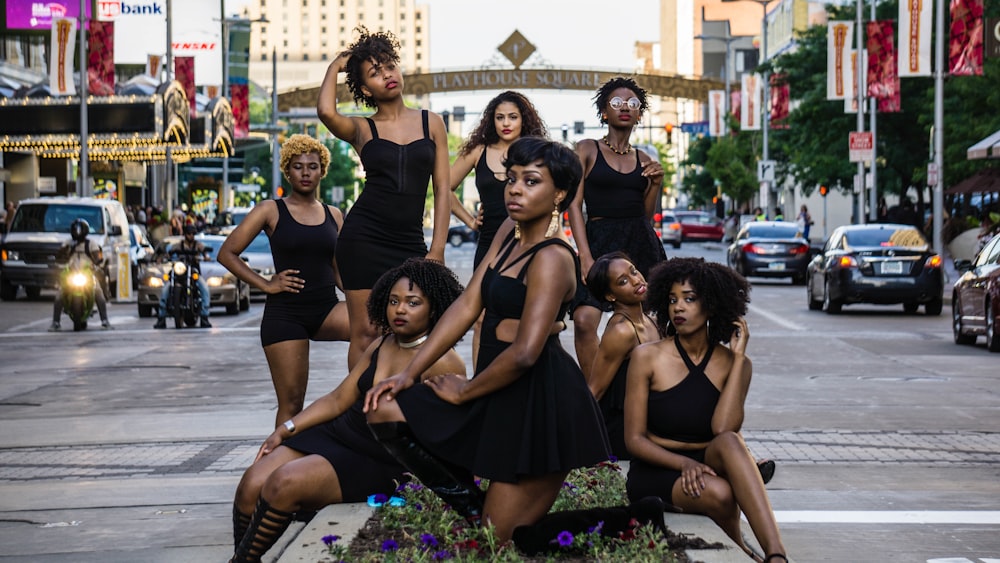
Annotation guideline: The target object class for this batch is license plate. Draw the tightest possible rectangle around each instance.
[768,262,786,271]
[882,261,903,274]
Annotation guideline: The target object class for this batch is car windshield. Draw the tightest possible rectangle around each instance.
[844,227,927,248]
[10,204,104,234]
[244,233,271,254]
[746,224,800,238]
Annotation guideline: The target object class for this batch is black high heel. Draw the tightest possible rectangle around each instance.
[231,496,294,563]
[757,459,776,484]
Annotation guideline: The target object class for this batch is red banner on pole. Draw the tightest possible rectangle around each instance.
[87,20,115,96]
[174,57,196,116]
[866,21,900,112]
[769,73,790,129]
[231,84,249,139]
[949,0,984,76]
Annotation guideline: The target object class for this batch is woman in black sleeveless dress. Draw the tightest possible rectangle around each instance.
[219,135,350,428]
[318,28,451,370]
[448,91,547,368]
[624,258,788,562]
[228,259,466,563]
[568,77,667,382]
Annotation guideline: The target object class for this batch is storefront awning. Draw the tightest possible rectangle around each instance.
[967,129,1000,160]
[946,168,1000,195]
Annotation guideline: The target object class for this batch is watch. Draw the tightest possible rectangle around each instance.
[283,419,296,433]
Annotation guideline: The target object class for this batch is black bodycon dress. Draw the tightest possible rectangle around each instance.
[626,337,719,503]
[472,148,509,269]
[336,110,434,290]
[597,311,653,461]
[260,199,340,347]
[394,231,611,483]
[283,339,408,501]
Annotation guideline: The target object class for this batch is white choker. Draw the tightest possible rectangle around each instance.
[397,334,428,349]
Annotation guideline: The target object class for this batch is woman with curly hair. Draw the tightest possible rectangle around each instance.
[624,257,787,562]
[317,27,451,370]
[219,134,350,428]
[228,258,465,563]
[568,76,668,382]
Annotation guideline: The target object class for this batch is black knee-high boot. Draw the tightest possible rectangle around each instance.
[232,502,252,550]
[369,421,485,524]
[231,496,294,563]
[511,496,669,556]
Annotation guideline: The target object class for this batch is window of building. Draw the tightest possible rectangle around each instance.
[416,26,421,33]
[304,53,309,60]
[322,53,328,60]
[261,53,267,61]
[416,12,421,19]
[260,26,267,33]
[339,13,345,19]
[283,53,288,60]
[416,52,422,60]
[283,39,288,47]
[415,39,421,46]
[379,12,383,20]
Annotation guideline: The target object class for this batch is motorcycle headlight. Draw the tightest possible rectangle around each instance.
[67,273,89,288]
[147,277,164,288]
[206,276,224,287]
[173,261,187,275]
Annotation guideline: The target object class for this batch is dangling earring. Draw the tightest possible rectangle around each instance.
[665,319,677,337]
[514,221,522,240]
[545,204,560,238]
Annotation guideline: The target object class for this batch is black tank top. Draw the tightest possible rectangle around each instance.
[646,338,720,443]
[475,148,509,238]
[583,139,646,218]
[340,110,435,244]
[269,199,338,296]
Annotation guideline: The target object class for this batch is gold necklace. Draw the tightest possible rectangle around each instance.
[602,136,632,155]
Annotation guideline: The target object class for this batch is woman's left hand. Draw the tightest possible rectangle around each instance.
[641,159,664,183]
[729,316,749,355]
[425,373,467,405]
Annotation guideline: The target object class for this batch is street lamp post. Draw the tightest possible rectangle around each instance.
[694,26,739,136]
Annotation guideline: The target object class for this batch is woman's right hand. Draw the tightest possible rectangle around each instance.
[331,51,351,71]
[678,459,717,498]
[266,269,305,294]
[364,373,416,412]
[254,429,284,463]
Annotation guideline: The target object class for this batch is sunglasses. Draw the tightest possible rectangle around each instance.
[609,96,641,111]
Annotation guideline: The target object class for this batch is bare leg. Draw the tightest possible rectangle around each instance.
[312,301,351,341]
[482,473,566,543]
[670,468,745,551]
[344,289,379,371]
[572,304,602,380]
[263,339,310,428]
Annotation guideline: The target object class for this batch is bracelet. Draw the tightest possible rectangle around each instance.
[283,419,296,434]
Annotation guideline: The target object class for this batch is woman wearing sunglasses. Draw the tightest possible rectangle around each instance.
[568,77,667,381]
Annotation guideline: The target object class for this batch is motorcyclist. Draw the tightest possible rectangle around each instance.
[153,224,212,328]
[48,218,112,331]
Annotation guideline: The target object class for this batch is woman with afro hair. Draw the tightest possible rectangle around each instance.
[568,76,667,383]
[317,27,452,371]
[228,258,465,563]
[624,257,787,562]
[219,134,350,429]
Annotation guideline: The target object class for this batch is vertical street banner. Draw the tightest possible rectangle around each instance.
[88,20,115,96]
[770,73,790,129]
[175,57,196,116]
[986,18,1000,59]
[49,17,77,96]
[844,50,868,114]
[827,21,854,100]
[867,21,901,112]
[899,0,932,77]
[146,54,162,78]
[227,24,251,139]
[949,0,984,76]
[741,74,762,131]
[707,90,726,137]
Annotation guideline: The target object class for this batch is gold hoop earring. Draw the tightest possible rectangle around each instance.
[545,204,560,238]
[514,221,522,240]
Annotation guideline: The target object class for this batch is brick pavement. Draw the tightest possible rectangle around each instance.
[2,430,998,482]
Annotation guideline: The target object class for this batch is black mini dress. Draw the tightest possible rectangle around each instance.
[472,148,509,269]
[394,231,610,483]
[283,339,408,501]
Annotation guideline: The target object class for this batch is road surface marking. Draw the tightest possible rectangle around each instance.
[774,511,1000,524]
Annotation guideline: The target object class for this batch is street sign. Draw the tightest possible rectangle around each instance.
[757,160,776,183]
[927,163,939,186]
[849,131,873,162]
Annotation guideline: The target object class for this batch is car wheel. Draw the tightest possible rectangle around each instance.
[791,272,806,286]
[924,298,942,316]
[25,286,41,300]
[0,277,17,301]
[987,299,1000,353]
[449,233,464,247]
[138,304,154,318]
[903,302,919,314]
[952,299,976,345]
[823,279,842,314]
[239,291,250,312]
[672,241,681,249]
[807,279,823,310]
[226,300,239,315]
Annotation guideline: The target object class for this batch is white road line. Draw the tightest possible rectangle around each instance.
[748,302,804,331]
[773,511,1000,524]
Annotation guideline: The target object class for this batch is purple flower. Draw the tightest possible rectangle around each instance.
[587,521,604,535]
[321,534,340,546]
[421,533,439,548]
[432,550,453,560]
[414,503,423,512]
[556,530,574,547]
[381,538,399,552]
[373,493,389,505]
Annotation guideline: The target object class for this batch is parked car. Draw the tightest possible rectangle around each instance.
[129,224,155,289]
[660,211,682,249]
[448,223,478,247]
[675,211,725,242]
[951,231,1000,352]
[137,234,250,317]
[241,231,275,300]
[806,223,944,315]
[727,221,810,284]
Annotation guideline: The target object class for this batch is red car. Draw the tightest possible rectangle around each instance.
[676,211,725,242]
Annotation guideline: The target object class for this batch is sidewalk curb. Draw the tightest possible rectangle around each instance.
[277,504,788,563]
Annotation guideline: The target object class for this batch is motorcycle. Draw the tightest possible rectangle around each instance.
[59,263,96,332]
[163,248,206,329]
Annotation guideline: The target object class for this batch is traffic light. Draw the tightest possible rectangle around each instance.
[819,185,828,197]
[664,123,673,145]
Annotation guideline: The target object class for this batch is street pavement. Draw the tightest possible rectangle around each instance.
[1,241,998,562]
